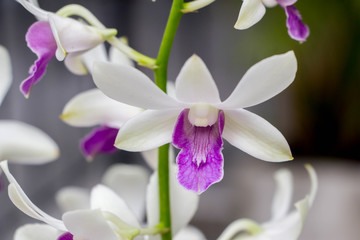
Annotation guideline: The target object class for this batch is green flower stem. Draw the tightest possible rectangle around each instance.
[157,144,171,240]
[56,4,156,68]
[154,1,184,240]
[154,0,184,92]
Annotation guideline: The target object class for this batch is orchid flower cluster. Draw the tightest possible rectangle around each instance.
[0,0,315,240]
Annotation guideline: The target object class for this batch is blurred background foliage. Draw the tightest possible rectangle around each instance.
[233,0,360,159]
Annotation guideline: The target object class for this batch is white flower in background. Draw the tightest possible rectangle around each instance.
[14,0,117,97]
[217,164,318,240]
[0,45,59,166]
[60,44,142,161]
[1,157,200,240]
[93,51,297,194]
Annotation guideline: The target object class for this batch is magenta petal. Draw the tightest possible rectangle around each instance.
[80,126,119,160]
[58,232,73,240]
[284,5,309,42]
[20,21,57,98]
[173,109,225,194]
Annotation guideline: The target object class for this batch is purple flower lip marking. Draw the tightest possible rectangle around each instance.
[21,21,56,98]
[80,125,119,161]
[173,109,225,193]
[284,5,309,42]
[93,53,296,193]
[58,232,73,240]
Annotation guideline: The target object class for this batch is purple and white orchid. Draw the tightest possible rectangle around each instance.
[235,0,309,42]
[0,159,200,240]
[15,0,117,98]
[93,51,297,194]
[0,46,59,166]
[217,164,318,240]
[61,44,142,160]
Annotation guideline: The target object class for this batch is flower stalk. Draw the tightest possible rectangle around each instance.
[154,1,184,240]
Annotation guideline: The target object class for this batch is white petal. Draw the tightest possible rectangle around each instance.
[109,45,134,66]
[262,165,318,240]
[49,14,111,55]
[63,209,118,240]
[146,164,199,236]
[90,184,140,227]
[222,109,292,161]
[262,0,278,7]
[0,120,59,163]
[82,44,109,74]
[221,51,297,109]
[217,219,262,240]
[174,226,207,240]
[55,187,90,212]
[115,109,180,151]
[234,0,266,29]
[61,88,142,128]
[0,45,12,106]
[64,52,88,75]
[0,161,66,231]
[271,169,293,221]
[93,61,181,109]
[15,0,48,20]
[262,211,302,240]
[140,149,159,170]
[102,164,149,222]
[175,55,221,104]
[14,224,62,240]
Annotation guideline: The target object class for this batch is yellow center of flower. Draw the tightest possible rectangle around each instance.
[188,103,219,127]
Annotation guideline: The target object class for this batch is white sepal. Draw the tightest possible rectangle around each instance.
[14,223,63,240]
[102,164,149,222]
[221,51,297,109]
[222,109,292,162]
[93,61,181,109]
[0,120,59,163]
[61,88,142,128]
[234,0,266,30]
[175,55,221,104]
[115,109,180,151]
[146,164,199,237]
[0,45,12,106]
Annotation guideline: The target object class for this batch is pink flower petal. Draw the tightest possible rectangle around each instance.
[21,21,57,98]
[173,109,225,194]
[80,126,119,161]
[284,5,309,42]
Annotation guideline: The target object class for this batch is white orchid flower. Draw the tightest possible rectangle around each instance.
[217,164,318,240]
[0,46,59,165]
[14,0,117,97]
[235,0,309,42]
[1,159,199,240]
[93,51,297,194]
[60,44,142,160]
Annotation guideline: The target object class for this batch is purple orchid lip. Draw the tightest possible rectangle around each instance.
[173,109,225,194]
[80,125,119,161]
[21,21,57,98]
[58,232,73,240]
[284,5,309,42]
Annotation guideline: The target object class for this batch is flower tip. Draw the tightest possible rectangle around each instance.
[85,155,94,162]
